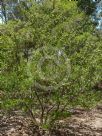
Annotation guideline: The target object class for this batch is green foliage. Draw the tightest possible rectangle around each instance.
[0,0,102,129]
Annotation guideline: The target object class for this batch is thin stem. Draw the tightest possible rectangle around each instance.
[34,88,45,124]
[24,103,38,125]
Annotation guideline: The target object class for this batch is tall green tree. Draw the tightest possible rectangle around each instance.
[77,0,97,15]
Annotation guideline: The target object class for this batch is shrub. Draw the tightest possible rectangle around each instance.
[0,0,102,129]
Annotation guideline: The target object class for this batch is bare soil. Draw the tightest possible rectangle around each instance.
[0,105,102,136]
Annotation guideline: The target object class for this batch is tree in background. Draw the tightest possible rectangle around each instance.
[77,0,99,15]
[0,0,30,22]
[0,0,7,23]
[0,0,102,28]
[92,0,102,30]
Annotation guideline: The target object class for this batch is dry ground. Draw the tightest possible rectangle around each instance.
[0,105,102,136]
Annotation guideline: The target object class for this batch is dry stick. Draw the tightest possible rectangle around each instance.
[24,103,38,125]
[48,103,61,127]
[44,104,56,124]
[42,87,55,124]
[34,89,45,125]
[24,102,42,136]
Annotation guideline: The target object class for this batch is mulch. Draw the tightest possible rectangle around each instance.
[0,105,102,136]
